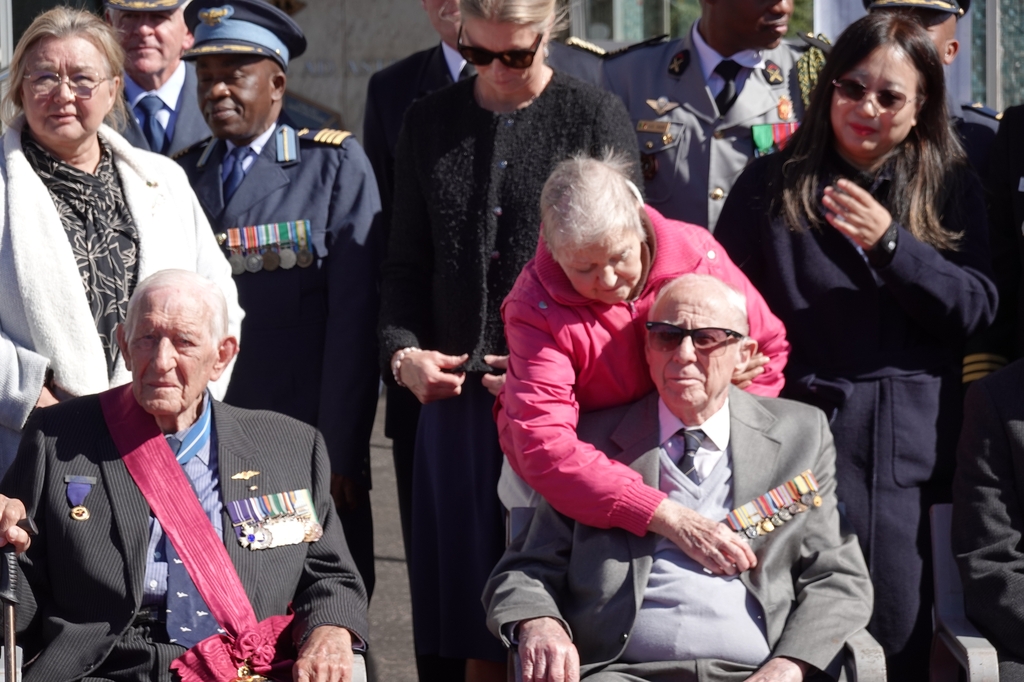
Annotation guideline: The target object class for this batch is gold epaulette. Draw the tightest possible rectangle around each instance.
[296,128,352,146]
[796,34,830,109]
[171,136,213,160]
[963,353,1009,384]
[564,36,606,56]
[606,34,670,59]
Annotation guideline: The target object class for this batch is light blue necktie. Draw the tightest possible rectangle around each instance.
[136,94,167,154]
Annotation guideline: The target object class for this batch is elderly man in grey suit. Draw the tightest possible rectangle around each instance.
[484,274,873,682]
[603,0,812,232]
[105,0,211,156]
[0,270,367,682]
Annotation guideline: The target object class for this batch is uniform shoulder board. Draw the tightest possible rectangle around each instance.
[296,127,353,146]
[606,34,670,59]
[798,32,832,54]
[564,36,606,57]
[171,136,213,161]
[963,102,1002,121]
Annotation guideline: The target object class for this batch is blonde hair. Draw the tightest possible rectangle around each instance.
[541,150,646,261]
[2,7,127,129]
[459,0,569,32]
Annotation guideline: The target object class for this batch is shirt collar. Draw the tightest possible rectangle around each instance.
[441,40,467,83]
[690,21,765,83]
[224,121,277,158]
[124,61,187,110]
[169,391,213,465]
[658,396,731,452]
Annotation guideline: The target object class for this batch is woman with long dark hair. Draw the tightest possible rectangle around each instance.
[715,12,996,679]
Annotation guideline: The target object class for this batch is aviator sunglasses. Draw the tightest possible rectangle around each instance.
[645,322,744,353]
[831,78,917,114]
[457,26,544,69]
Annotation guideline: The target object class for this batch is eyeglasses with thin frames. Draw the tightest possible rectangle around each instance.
[456,26,544,69]
[645,322,745,354]
[24,71,110,100]
[831,78,919,114]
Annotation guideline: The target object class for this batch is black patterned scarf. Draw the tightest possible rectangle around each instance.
[23,131,140,377]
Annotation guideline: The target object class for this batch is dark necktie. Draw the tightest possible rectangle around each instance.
[221,145,253,202]
[676,428,706,485]
[162,435,220,647]
[459,62,476,81]
[137,94,167,153]
[714,60,743,116]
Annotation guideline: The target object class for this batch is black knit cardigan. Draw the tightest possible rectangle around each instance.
[378,71,640,377]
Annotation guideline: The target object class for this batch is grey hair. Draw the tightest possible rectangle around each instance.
[459,0,569,33]
[123,270,229,346]
[651,273,749,335]
[541,151,646,262]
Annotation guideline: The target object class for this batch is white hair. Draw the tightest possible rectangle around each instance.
[123,269,229,345]
[540,151,646,262]
[652,273,749,335]
[459,0,568,32]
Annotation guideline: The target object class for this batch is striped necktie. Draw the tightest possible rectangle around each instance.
[675,428,706,485]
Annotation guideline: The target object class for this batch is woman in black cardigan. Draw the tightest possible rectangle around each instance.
[715,13,996,681]
[377,0,638,676]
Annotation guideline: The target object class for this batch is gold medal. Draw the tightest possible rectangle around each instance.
[70,505,90,521]
[813,495,822,508]
[777,95,794,121]
[760,519,775,534]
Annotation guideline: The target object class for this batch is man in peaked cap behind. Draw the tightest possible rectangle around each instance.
[105,0,212,156]
[175,0,383,601]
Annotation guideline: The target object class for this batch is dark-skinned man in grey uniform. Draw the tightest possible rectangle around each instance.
[603,0,817,232]
[105,0,211,156]
[175,0,382,599]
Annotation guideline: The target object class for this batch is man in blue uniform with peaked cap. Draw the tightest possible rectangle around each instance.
[175,0,382,599]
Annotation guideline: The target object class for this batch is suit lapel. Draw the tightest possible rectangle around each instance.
[420,44,455,97]
[193,138,226,220]
[610,393,662,466]
[168,65,211,157]
[212,402,265,602]
[727,387,782,518]
[99,434,151,607]
[676,31,717,125]
[224,129,291,219]
[723,69,781,128]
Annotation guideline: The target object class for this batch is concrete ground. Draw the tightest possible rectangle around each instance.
[365,392,418,681]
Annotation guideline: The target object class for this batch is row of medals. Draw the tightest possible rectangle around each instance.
[741,490,823,539]
[239,515,324,551]
[228,245,314,275]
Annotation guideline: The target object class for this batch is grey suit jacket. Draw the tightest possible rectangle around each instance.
[2,395,368,682]
[120,63,211,157]
[484,387,872,676]
[602,24,805,231]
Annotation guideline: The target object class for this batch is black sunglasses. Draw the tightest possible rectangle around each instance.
[645,323,744,353]
[831,78,916,113]
[457,26,544,69]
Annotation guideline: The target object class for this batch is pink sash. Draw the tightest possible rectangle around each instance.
[99,384,295,681]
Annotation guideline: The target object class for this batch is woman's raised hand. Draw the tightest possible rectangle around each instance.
[823,178,894,251]
[397,350,469,404]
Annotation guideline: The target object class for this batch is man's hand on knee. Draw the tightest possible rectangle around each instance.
[744,656,808,682]
[517,617,580,682]
[294,625,355,682]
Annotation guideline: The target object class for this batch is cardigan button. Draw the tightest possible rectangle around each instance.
[493,206,503,216]
[504,118,515,127]
[491,250,500,260]
[710,187,725,201]
[538,301,548,309]
[498,159,508,169]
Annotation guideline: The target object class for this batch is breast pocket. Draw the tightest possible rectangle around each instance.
[635,119,686,204]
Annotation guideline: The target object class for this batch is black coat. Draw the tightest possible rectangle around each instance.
[176,119,383,488]
[715,149,997,675]
[378,71,640,375]
[119,63,211,157]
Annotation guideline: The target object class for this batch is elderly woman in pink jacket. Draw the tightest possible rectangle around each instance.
[495,153,790,574]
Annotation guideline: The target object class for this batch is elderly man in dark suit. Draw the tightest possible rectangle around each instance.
[952,358,1024,682]
[484,274,873,682]
[105,0,211,156]
[175,0,382,599]
[0,269,368,682]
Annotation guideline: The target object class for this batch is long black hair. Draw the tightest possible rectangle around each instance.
[778,11,966,250]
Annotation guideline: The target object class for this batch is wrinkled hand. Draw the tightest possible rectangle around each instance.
[732,352,769,389]
[648,499,756,575]
[396,350,468,404]
[0,496,31,554]
[822,179,893,251]
[744,656,808,682]
[330,475,368,514]
[517,617,580,682]
[481,354,508,397]
[294,625,355,682]
[35,386,58,409]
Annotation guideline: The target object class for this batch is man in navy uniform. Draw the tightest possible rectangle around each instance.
[105,0,211,156]
[175,0,382,599]
[602,0,813,232]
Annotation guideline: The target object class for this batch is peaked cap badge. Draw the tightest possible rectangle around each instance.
[199,6,234,26]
